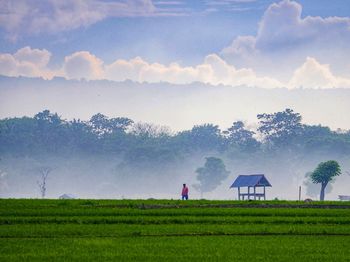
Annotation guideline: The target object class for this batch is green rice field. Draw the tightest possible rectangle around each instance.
[1,199,350,261]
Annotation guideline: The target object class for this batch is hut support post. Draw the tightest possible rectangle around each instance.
[254,186,256,200]
[248,186,250,200]
[263,186,266,200]
[238,187,240,200]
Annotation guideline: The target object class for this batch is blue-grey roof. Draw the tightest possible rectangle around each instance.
[230,174,272,188]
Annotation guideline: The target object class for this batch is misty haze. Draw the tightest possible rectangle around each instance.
[2,0,350,260]
[0,84,349,200]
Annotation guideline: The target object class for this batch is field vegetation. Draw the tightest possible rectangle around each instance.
[1,199,350,261]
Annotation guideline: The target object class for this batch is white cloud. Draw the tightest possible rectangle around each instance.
[105,57,152,83]
[288,57,350,89]
[0,46,53,79]
[105,54,283,88]
[256,0,350,51]
[0,0,156,40]
[107,57,204,84]
[63,51,104,80]
[13,46,51,68]
[202,54,282,88]
[221,0,350,80]
[1,47,350,89]
[0,47,282,87]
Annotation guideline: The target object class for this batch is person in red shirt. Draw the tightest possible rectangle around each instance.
[181,184,189,200]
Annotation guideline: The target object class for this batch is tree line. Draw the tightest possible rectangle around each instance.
[1,108,349,159]
[0,108,349,200]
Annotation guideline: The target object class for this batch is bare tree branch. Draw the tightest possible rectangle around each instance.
[37,167,52,198]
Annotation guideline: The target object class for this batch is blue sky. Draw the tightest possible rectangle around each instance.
[1,0,350,88]
[1,0,349,64]
[0,1,264,64]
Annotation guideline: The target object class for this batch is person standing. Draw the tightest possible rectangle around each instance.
[181,184,189,200]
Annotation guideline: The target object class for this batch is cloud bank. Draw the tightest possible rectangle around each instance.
[1,46,350,89]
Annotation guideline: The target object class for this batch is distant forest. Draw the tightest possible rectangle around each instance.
[1,108,350,199]
[1,108,350,158]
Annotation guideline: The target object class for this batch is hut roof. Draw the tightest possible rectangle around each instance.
[230,174,272,188]
[59,194,75,199]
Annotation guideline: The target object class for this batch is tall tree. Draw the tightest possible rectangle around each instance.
[109,117,134,133]
[310,160,341,201]
[194,157,230,197]
[34,110,66,153]
[90,113,133,136]
[223,121,260,152]
[0,117,37,154]
[89,113,110,137]
[178,124,223,152]
[257,108,302,148]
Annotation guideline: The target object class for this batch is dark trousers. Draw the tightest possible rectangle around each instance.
[182,194,188,200]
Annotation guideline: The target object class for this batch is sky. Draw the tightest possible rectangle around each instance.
[1,0,350,89]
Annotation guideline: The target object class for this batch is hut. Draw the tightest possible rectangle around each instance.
[230,174,272,200]
[59,194,75,199]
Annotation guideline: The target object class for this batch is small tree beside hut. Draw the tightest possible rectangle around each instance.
[310,160,341,201]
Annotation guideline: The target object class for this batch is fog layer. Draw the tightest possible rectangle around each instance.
[0,76,349,200]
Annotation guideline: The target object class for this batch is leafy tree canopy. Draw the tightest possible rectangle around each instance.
[223,121,260,152]
[194,157,230,194]
[311,160,341,200]
[257,108,302,147]
[311,160,341,184]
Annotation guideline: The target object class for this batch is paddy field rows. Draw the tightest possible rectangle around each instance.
[0,199,349,261]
